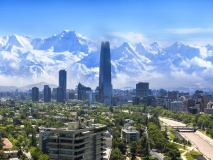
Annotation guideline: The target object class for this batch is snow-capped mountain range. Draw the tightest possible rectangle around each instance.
[0,30,213,91]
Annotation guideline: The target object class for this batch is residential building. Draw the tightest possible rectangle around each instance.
[39,118,107,160]
[170,101,186,112]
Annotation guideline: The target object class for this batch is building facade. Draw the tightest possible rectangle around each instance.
[39,119,107,160]
[58,70,67,102]
[136,82,149,98]
[44,85,51,102]
[99,42,112,105]
[32,87,39,102]
[121,123,140,143]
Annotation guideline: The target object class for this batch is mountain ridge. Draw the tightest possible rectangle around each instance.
[0,30,213,90]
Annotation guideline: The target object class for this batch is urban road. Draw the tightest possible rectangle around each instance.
[160,117,213,160]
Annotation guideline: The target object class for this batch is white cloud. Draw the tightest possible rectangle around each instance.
[181,57,213,69]
[99,32,150,47]
[168,28,213,34]
[110,32,149,44]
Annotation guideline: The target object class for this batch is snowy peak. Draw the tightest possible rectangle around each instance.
[170,42,185,49]
[31,30,96,53]
[165,42,200,59]
[0,34,32,49]
[150,42,161,50]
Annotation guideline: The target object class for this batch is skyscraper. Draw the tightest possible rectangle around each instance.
[136,82,149,97]
[58,70,67,102]
[99,41,112,105]
[57,87,63,102]
[44,85,51,102]
[77,83,92,102]
[32,87,39,102]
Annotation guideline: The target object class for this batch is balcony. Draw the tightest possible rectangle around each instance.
[50,136,59,139]
[49,142,59,145]
[59,145,91,152]
[96,139,106,145]
[49,153,59,157]
[59,134,90,140]
[96,144,106,150]
[96,148,106,155]
[96,134,105,140]
[96,152,106,159]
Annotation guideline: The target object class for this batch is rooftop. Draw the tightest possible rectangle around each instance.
[2,138,13,149]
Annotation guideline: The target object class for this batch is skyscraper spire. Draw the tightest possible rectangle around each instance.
[99,41,112,105]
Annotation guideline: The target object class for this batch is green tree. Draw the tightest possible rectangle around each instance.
[30,147,42,160]
[38,154,49,160]
[130,141,137,160]
[0,150,6,160]
[110,147,125,160]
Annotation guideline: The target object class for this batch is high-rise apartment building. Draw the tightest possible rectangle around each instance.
[58,70,67,102]
[136,82,149,97]
[32,87,39,102]
[99,42,112,105]
[44,85,51,102]
[39,118,107,160]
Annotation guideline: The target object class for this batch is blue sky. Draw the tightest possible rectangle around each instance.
[1,0,213,46]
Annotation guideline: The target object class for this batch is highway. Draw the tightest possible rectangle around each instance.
[160,117,213,160]
[150,150,163,160]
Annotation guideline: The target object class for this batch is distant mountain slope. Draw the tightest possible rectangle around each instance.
[0,30,213,90]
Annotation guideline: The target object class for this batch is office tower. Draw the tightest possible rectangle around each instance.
[99,41,112,105]
[193,90,203,99]
[44,85,51,103]
[78,83,92,102]
[32,87,39,102]
[132,96,140,105]
[39,118,107,160]
[51,88,57,100]
[58,70,67,102]
[121,123,140,143]
[78,83,86,100]
[56,87,63,102]
[197,94,209,112]
[136,82,149,97]
[168,91,178,99]
[69,92,75,99]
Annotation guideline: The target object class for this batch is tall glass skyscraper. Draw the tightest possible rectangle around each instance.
[58,70,67,102]
[99,41,112,105]
[44,85,51,102]
[32,87,39,102]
